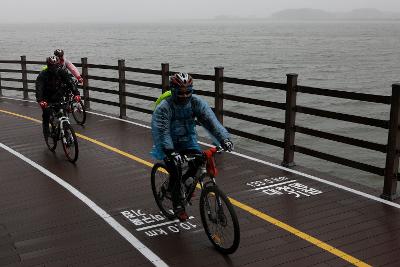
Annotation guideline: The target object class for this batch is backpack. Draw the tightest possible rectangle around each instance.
[154,90,172,110]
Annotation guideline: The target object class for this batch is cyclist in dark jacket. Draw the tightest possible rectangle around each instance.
[151,72,234,221]
[35,56,80,137]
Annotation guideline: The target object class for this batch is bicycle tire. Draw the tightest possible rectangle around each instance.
[151,163,175,220]
[200,185,240,254]
[44,121,57,151]
[71,100,86,125]
[62,123,79,163]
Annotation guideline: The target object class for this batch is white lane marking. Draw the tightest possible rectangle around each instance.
[2,96,400,209]
[0,142,168,267]
[136,216,195,231]
[88,110,152,129]
[229,150,400,209]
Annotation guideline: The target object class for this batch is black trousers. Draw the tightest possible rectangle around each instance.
[42,107,52,136]
[164,149,203,209]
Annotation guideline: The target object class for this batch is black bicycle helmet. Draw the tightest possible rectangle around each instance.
[46,56,61,73]
[54,49,64,58]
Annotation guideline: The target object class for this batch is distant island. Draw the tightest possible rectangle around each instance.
[214,8,400,21]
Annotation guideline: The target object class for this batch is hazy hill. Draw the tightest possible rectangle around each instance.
[269,8,335,20]
[340,8,395,20]
[269,8,400,20]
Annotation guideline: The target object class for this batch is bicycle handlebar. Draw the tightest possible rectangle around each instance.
[47,101,68,108]
[182,146,225,162]
[215,146,224,153]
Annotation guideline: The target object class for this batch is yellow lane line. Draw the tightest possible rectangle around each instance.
[229,198,369,267]
[0,109,42,123]
[76,134,154,168]
[0,108,371,267]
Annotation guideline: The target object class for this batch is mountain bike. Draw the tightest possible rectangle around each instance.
[151,146,240,254]
[44,102,79,163]
[66,91,86,125]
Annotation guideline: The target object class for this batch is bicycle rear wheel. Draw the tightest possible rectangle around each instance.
[200,186,240,254]
[151,163,175,220]
[71,100,86,125]
[61,123,79,163]
[44,121,57,151]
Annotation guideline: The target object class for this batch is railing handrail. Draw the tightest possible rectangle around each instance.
[4,59,391,103]
[297,85,391,104]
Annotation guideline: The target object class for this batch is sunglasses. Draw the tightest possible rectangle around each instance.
[177,92,192,97]
[176,86,193,97]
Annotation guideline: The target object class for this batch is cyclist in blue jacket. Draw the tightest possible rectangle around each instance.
[151,72,234,221]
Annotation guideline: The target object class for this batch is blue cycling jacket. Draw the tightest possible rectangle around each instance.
[151,95,230,160]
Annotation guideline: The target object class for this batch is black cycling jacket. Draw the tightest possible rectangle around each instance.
[35,67,79,103]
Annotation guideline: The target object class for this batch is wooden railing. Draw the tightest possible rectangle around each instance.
[1,56,399,200]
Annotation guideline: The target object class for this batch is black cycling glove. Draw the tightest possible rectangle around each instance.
[221,139,234,152]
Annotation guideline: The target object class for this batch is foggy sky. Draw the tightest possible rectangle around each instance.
[1,0,400,23]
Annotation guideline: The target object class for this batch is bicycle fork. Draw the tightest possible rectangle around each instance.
[59,117,70,144]
[202,177,225,223]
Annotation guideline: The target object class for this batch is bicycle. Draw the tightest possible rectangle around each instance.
[151,146,240,254]
[44,101,79,163]
[66,91,86,125]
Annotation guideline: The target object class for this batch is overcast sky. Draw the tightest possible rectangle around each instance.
[1,0,400,23]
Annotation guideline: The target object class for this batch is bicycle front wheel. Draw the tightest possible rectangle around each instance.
[61,123,79,163]
[151,163,175,220]
[71,100,86,125]
[200,186,240,254]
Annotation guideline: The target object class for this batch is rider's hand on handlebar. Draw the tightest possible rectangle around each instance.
[221,138,234,152]
[78,77,83,84]
[39,101,48,109]
[74,95,81,102]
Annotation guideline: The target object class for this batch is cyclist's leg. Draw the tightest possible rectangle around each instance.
[163,158,181,206]
[163,157,188,221]
[179,149,202,201]
[181,149,203,181]
[42,108,51,137]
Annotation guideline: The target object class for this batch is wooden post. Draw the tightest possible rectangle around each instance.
[21,55,28,100]
[0,72,2,96]
[118,59,126,119]
[161,63,169,93]
[81,57,90,110]
[214,66,224,124]
[282,73,298,167]
[381,83,400,200]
